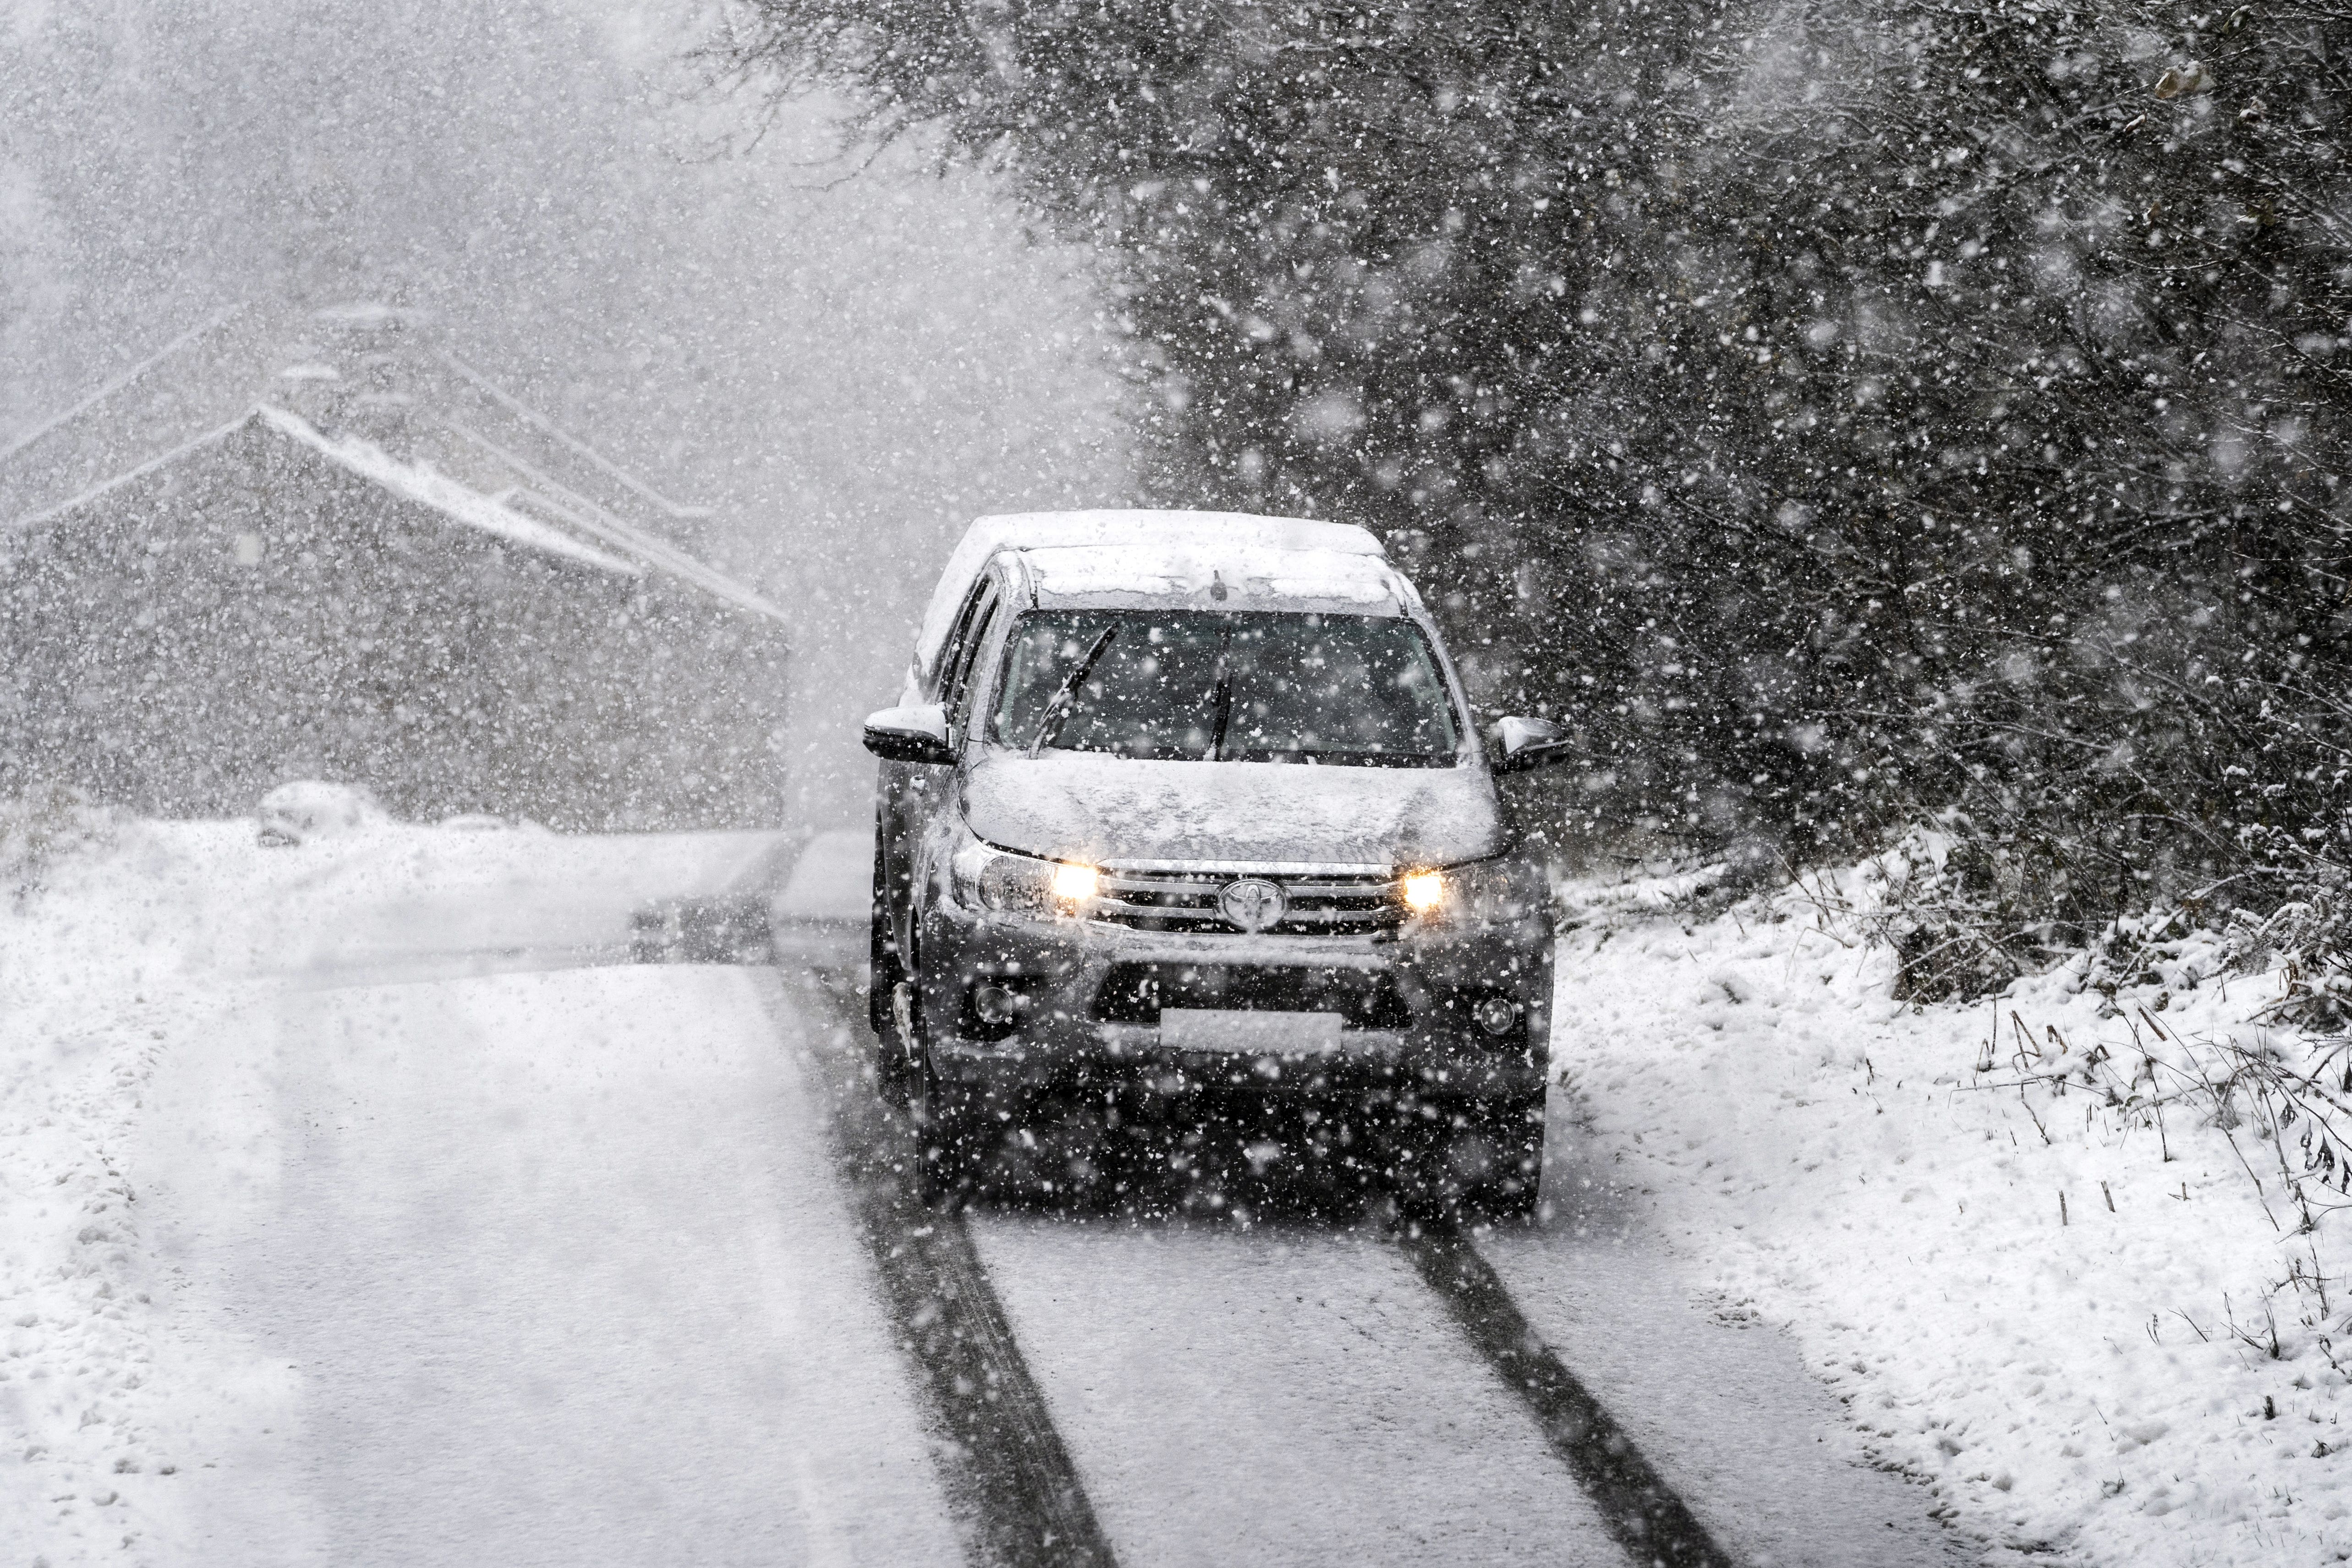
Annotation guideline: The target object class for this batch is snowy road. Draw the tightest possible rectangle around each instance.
[93,830,1959,1567]
[143,966,959,1566]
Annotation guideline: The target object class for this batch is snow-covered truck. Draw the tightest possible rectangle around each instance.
[863,510,1573,1209]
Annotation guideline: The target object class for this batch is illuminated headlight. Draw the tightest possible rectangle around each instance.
[1399,857,1544,925]
[1401,869,1447,914]
[951,836,1099,918]
[1050,862,1101,903]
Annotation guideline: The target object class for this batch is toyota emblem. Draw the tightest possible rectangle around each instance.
[1218,877,1287,932]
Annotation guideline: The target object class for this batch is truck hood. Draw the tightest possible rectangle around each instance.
[961,751,1504,868]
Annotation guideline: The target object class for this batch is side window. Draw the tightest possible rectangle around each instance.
[943,584,1002,740]
[932,580,990,699]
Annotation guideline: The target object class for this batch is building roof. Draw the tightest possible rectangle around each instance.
[912,509,1387,681]
[0,302,787,622]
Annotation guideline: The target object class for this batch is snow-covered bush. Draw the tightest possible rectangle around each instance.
[1864,823,2078,1003]
[2252,890,2352,1038]
[0,784,116,907]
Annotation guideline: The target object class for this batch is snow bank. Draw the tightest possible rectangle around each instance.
[0,823,230,1561]
[1553,859,2350,1564]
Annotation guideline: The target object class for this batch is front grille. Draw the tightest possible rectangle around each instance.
[1089,867,1404,936]
[1094,962,1412,1029]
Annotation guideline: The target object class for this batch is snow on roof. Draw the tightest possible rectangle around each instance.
[256,406,642,574]
[912,509,1387,679]
[10,406,647,578]
[1,303,790,624]
[437,416,788,620]
[0,304,258,476]
[0,306,280,524]
[1014,541,1406,611]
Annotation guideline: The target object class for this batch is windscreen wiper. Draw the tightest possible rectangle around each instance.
[1207,668,1234,761]
[1028,626,1117,757]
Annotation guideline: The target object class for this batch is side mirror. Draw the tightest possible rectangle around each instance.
[1489,715,1575,776]
[863,703,956,766]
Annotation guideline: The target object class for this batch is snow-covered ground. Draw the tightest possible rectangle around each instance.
[0,818,930,1565]
[970,1214,1631,1565]
[148,964,957,1566]
[7,816,2340,1565]
[1550,858,2350,1564]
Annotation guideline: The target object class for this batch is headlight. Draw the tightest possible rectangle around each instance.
[951,836,1099,918]
[1399,857,1545,926]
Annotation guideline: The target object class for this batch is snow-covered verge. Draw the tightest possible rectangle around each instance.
[0,814,790,1564]
[0,820,227,1560]
[1553,857,2350,1565]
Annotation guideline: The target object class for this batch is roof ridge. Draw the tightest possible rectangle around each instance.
[437,351,711,521]
[439,416,789,623]
[5,410,263,535]
[0,303,256,468]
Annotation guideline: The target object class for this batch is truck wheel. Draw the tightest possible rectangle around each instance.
[872,979,919,1105]
[1398,1098,1545,1219]
[868,827,901,1038]
[1470,1097,1546,1218]
[910,1057,979,1210]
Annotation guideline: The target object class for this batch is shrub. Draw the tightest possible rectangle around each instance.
[0,785,117,908]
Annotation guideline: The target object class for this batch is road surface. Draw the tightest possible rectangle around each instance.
[117,831,1957,1567]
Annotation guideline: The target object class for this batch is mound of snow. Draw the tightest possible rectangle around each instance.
[1552,860,2349,1565]
[253,781,387,846]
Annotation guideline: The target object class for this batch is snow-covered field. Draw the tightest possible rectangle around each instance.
[4,816,2342,1565]
[1553,858,2350,1564]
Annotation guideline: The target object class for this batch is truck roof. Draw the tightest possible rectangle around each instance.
[911,509,1389,683]
[1011,541,1408,613]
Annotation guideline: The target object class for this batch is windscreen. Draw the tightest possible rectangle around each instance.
[988,610,1461,766]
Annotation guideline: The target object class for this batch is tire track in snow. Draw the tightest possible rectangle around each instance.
[1398,1218,1738,1568]
[770,971,1117,1568]
[778,962,1733,1568]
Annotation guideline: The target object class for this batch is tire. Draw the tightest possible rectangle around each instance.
[1399,1097,1546,1220]
[1469,1098,1546,1218]
[868,825,901,1038]
[892,968,981,1208]
[871,979,918,1106]
[869,823,921,1103]
[1478,1164,1542,1219]
[909,1055,980,1210]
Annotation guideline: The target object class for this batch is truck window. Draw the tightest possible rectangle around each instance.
[942,583,1002,738]
[989,610,1460,767]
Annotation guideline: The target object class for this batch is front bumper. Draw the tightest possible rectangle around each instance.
[916,899,1552,1104]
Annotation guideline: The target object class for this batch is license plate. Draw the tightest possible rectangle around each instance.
[1157,1008,1344,1055]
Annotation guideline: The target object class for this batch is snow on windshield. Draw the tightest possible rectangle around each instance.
[989,609,1459,766]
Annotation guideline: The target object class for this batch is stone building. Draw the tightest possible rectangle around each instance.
[0,304,792,829]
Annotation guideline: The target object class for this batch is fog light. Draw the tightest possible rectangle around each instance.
[1473,996,1519,1036]
[972,983,1025,1025]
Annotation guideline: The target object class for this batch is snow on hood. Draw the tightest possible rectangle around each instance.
[961,750,1503,869]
